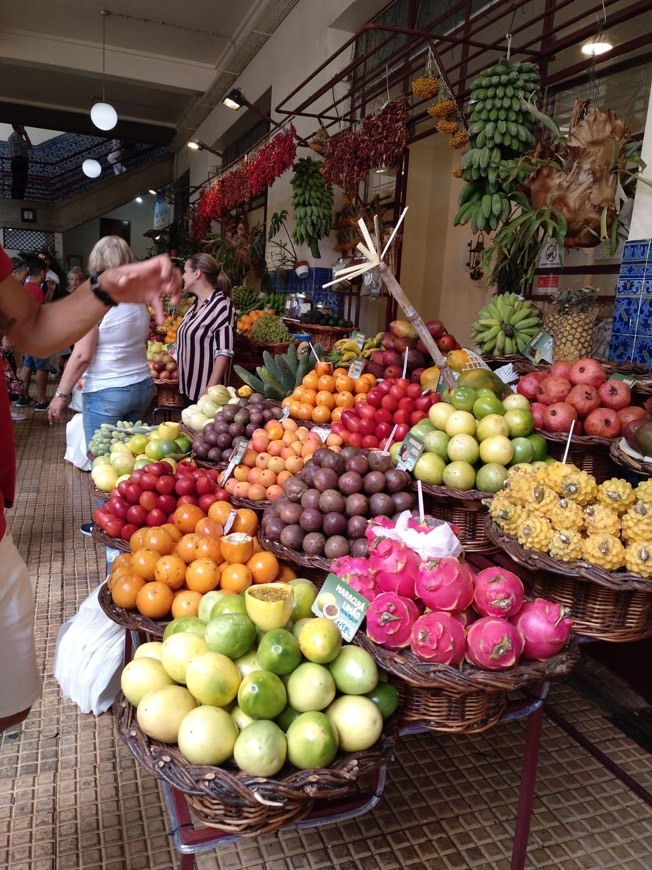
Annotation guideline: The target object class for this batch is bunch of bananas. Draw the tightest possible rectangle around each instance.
[232,284,263,316]
[471,293,542,356]
[454,59,541,233]
[291,157,334,260]
[261,291,286,316]
[327,334,379,367]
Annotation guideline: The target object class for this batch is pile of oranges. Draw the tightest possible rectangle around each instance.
[236,308,276,336]
[107,500,296,621]
[281,367,377,425]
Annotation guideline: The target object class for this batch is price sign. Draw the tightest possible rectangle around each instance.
[609,372,637,388]
[219,440,249,485]
[522,329,553,364]
[348,358,365,379]
[351,331,366,350]
[396,434,425,471]
[311,573,370,641]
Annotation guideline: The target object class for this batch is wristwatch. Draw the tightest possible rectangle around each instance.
[55,388,72,399]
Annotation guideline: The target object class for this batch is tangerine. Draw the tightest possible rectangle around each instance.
[195,517,224,539]
[111,574,146,609]
[232,508,259,536]
[208,500,235,527]
[297,403,314,421]
[176,533,202,564]
[335,391,354,408]
[246,551,280,584]
[136,581,174,619]
[142,527,175,556]
[185,558,221,593]
[108,564,133,589]
[331,407,343,422]
[289,400,302,419]
[154,554,187,590]
[111,553,133,573]
[316,375,336,392]
[315,390,335,410]
[220,533,254,564]
[311,405,331,424]
[131,548,162,581]
[335,374,355,393]
[195,537,223,563]
[173,503,206,534]
[354,378,371,394]
[220,563,253,593]
[301,388,317,406]
[171,589,203,619]
[301,371,319,390]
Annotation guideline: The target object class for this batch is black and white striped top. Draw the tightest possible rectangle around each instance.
[176,291,234,403]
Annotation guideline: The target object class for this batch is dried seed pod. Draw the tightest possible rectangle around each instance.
[428,99,457,118]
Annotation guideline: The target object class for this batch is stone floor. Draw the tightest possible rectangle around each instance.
[1,404,652,869]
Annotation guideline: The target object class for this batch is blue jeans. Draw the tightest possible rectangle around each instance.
[83,378,154,445]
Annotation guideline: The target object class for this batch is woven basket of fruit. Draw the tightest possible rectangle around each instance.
[91,524,131,553]
[88,479,109,503]
[255,341,291,356]
[153,380,184,409]
[114,693,397,836]
[258,528,331,574]
[417,484,497,554]
[304,325,353,353]
[609,438,652,478]
[99,582,169,638]
[534,429,616,483]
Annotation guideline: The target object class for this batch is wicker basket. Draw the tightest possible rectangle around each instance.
[284,322,352,353]
[609,438,652,478]
[535,428,617,482]
[417,483,497,554]
[255,341,291,357]
[99,582,169,638]
[88,479,109,502]
[354,632,578,733]
[91,524,131,553]
[114,693,396,836]
[153,380,184,408]
[485,519,652,641]
[258,528,331,573]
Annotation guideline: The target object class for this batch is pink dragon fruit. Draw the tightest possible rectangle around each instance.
[472,567,524,618]
[465,617,525,670]
[365,516,395,543]
[365,592,420,650]
[409,612,467,664]
[368,536,421,598]
[415,557,474,612]
[331,554,379,602]
[511,599,573,661]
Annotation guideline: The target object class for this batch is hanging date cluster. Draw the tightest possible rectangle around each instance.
[322,97,409,189]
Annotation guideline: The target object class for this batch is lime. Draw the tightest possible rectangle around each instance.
[328,646,378,695]
[286,711,339,770]
[527,432,548,461]
[297,618,342,664]
[162,615,206,642]
[509,436,535,465]
[364,682,399,719]
[185,650,241,707]
[288,578,318,622]
[286,662,336,712]
[233,720,287,777]
[238,670,287,720]
[177,705,238,765]
[256,629,302,675]
[204,613,256,659]
[211,595,248,618]
[275,703,302,732]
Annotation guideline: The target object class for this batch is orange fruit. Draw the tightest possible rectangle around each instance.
[354,392,368,406]
[208,500,235,527]
[129,528,147,552]
[282,418,298,432]
[185,558,221,593]
[111,553,133,573]
[246,551,280,584]
[331,407,343,422]
[220,563,253,593]
[195,537,223,563]
[301,388,317,406]
[333,367,348,377]
[111,574,146,609]
[171,589,203,619]
[301,371,319,390]
[360,373,376,385]
[354,378,371,394]
[335,374,355,393]
[281,396,291,408]
[173,503,206,534]
[220,533,254,564]
[136,581,174,619]
[161,522,183,543]
[195,517,224,539]
[311,405,331,424]
[275,564,297,582]
[130,548,162,581]
[297,403,314,421]
[154,554,187,590]
[176,533,202,564]
[315,390,335,410]
[289,400,302,419]
[142,526,175,556]
[317,375,336,392]
[335,391,354,408]
[232,508,259,536]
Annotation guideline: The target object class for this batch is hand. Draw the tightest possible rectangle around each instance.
[48,396,67,425]
[101,255,182,323]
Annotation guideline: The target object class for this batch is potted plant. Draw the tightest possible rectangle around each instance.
[267,210,309,278]
[203,213,266,285]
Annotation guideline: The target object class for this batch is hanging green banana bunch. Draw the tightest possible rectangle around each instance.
[291,157,334,259]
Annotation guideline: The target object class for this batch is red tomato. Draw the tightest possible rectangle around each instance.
[103,515,125,539]
[357,403,376,420]
[175,476,196,496]
[157,494,177,515]
[406,383,423,399]
[392,408,411,425]
[130,470,145,485]
[415,394,435,411]
[396,378,410,391]
[361,434,380,449]
[398,397,415,412]
[410,410,428,425]
[107,497,129,520]
[117,480,130,498]
[375,408,393,425]
[381,395,398,412]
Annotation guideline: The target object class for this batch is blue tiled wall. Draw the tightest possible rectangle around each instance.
[609,240,652,371]
[269,267,343,313]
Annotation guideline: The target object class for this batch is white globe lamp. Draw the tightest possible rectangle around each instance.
[82,159,102,178]
[90,101,118,131]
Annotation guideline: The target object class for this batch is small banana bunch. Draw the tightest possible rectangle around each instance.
[454,59,541,233]
[471,293,542,356]
[328,336,364,366]
[291,157,334,260]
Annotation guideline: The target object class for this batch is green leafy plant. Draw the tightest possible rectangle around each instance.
[266,209,300,272]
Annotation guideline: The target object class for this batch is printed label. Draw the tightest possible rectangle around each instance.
[311,573,370,641]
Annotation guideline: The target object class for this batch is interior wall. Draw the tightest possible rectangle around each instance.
[62,198,156,268]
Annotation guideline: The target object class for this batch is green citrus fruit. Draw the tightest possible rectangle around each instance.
[177,705,238,765]
[230,704,255,732]
[233,649,263,678]
[256,629,302,675]
[136,685,197,743]
[185,650,241,707]
[286,662,336,712]
[328,646,378,695]
[288,578,318,622]
[204,613,256,659]
[292,617,313,639]
[162,615,206,642]
[275,703,302,732]
[297,617,342,664]
[364,682,399,719]
[325,695,383,752]
[286,711,339,770]
[211,595,248,618]
[233,720,287,777]
[237,670,287,720]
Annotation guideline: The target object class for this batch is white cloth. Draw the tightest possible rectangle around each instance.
[82,303,151,392]
[0,533,42,717]
[64,412,91,471]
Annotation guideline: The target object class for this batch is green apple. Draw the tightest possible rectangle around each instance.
[412,452,446,485]
[410,419,435,441]
[502,393,531,411]
[475,462,509,493]
[429,402,455,431]
[504,408,534,437]
[472,395,505,420]
[449,386,477,412]
[527,433,548,461]
[447,433,480,464]
[445,410,476,437]
[476,414,510,441]
[479,435,514,466]
[509,436,535,465]
[442,460,476,491]
[423,430,450,460]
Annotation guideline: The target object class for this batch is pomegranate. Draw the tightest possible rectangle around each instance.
[517,371,546,400]
[542,402,578,433]
[617,406,646,428]
[510,599,572,660]
[549,361,573,380]
[565,384,601,418]
[536,376,572,405]
[597,379,632,411]
[583,407,621,438]
[472,567,524,618]
[569,358,606,387]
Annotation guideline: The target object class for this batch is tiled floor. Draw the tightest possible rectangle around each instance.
[1,405,652,869]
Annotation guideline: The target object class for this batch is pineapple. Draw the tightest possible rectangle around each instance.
[488,496,525,536]
[545,287,598,363]
[624,542,652,578]
[517,516,553,553]
[596,478,636,516]
[559,469,598,506]
[549,498,585,532]
[549,529,584,562]
[524,484,560,518]
[634,480,652,506]
[584,504,621,537]
[621,502,652,543]
[582,534,626,571]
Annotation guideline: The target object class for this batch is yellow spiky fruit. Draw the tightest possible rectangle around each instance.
[559,469,598,506]
[584,504,621,537]
[541,461,582,494]
[503,466,537,506]
[581,534,626,571]
[596,478,636,516]
[621,502,652,543]
[548,498,585,532]
[516,516,553,553]
[624,541,652,577]
[488,497,525,536]
[549,529,584,562]
[524,484,560,518]
[634,480,652,506]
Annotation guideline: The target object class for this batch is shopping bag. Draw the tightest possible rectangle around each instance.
[69,384,83,413]
[53,584,125,715]
[64,412,91,471]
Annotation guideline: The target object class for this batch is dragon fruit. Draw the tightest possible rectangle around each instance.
[365,516,395,543]
[330,555,379,602]
[511,599,573,661]
[472,567,524,618]
[415,557,474,612]
[365,592,420,650]
[409,612,467,664]
[465,617,525,670]
[452,608,476,628]
[368,536,421,597]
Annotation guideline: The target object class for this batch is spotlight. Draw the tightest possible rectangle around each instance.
[187,140,201,150]
[135,196,143,203]
[82,159,102,178]
[223,88,246,110]
[148,189,157,195]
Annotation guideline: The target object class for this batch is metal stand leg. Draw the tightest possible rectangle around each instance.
[510,703,544,870]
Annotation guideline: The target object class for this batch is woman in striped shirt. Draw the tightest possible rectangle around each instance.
[176,253,235,404]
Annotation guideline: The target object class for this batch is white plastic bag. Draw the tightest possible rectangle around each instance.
[366,510,463,560]
[53,584,125,715]
[69,384,83,413]
[64,412,91,471]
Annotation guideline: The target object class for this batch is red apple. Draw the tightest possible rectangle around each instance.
[565,384,601,418]
[357,402,377,420]
[543,402,578,433]
[381,394,398,412]
[411,367,425,383]
[375,422,392,439]
[126,504,148,526]
[383,365,402,379]
[406,382,423,399]
[549,361,573,380]
[517,371,546,400]
[583,407,621,438]
[198,493,219,512]
[426,320,447,339]
[536,376,572,405]
[415,393,435,411]
[597,379,632,411]
[617,406,647,428]
[125,483,143,505]
[569,358,607,387]
[436,334,456,353]
[361,434,380,449]
[121,523,138,542]
[375,408,394,425]
[392,408,411,425]
[365,388,383,408]
[531,402,547,428]
[410,410,428,425]
[157,493,177,514]
[382,349,401,367]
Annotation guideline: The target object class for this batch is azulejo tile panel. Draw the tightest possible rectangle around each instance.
[608,333,635,363]
[633,335,652,369]
[620,263,646,279]
[636,297,652,335]
[616,278,643,296]
[612,296,641,334]
[622,240,651,261]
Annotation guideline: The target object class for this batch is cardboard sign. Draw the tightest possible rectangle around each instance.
[311,573,370,641]
[351,331,366,350]
[522,329,554,364]
[348,358,365,379]
[396,433,425,471]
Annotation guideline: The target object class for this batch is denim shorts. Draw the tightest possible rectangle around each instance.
[22,354,51,372]
[82,377,154,445]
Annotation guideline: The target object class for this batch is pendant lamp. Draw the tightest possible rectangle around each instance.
[91,10,118,131]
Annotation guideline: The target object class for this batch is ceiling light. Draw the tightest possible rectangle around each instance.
[82,159,102,178]
[91,10,118,131]
[581,37,613,56]
[148,189,157,195]
[187,140,200,150]
[223,88,246,110]
[135,196,143,203]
